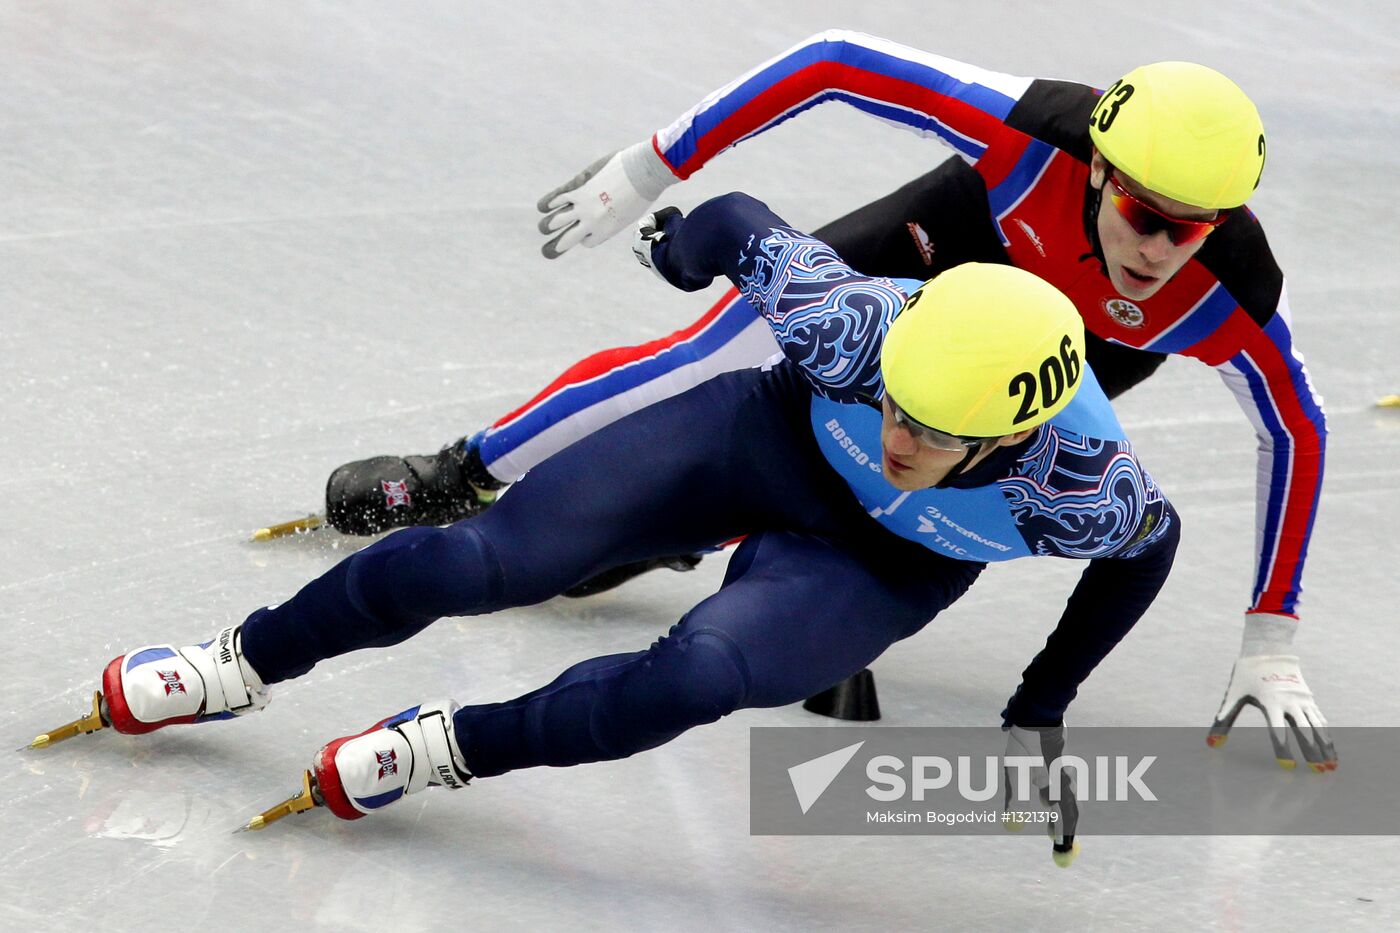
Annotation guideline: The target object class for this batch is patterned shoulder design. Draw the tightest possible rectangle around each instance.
[736,226,908,404]
[1000,426,1171,560]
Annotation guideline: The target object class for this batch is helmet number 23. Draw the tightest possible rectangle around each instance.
[1009,336,1081,426]
[1094,80,1134,131]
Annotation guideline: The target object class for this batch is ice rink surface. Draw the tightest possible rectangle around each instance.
[4,2,1399,930]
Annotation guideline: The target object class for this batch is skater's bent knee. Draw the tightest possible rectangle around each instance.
[359,523,507,619]
[590,628,752,756]
[647,628,752,722]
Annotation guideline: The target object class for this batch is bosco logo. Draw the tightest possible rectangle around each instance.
[824,419,882,473]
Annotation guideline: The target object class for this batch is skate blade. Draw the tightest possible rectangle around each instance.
[236,770,322,832]
[24,692,109,750]
[251,514,325,542]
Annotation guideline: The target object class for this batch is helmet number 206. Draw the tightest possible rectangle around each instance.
[1008,336,1081,426]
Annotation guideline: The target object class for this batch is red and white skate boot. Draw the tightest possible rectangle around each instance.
[101,624,270,735]
[312,701,471,820]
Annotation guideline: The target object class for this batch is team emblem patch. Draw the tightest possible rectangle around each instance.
[1013,219,1046,257]
[906,222,935,266]
[157,670,187,696]
[1102,297,1145,328]
[381,479,412,509]
[376,749,399,780]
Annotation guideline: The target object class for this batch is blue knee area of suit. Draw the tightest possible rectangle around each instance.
[455,622,753,777]
[354,522,506,623]
[597,626,752,754]
[244,522,512,683]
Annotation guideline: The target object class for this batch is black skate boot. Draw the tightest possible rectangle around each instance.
[563,552,703,598]
[325,436,505,536]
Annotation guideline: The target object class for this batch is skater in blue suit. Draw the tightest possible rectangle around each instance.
[55,193,1179,864]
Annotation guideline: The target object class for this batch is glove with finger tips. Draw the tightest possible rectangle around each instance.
[1207,613,1337,773]
[1002,724,1081,868]
[632,206,683,281]
[536,139,677,259]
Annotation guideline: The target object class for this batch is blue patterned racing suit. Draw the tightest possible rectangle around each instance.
[238,193,1178,783]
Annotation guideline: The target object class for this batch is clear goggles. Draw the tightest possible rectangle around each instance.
[884,395,991,452]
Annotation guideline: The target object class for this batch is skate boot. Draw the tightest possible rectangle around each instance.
[325,434,505,536]
[563,552,703,598]
[312,700,472,820]
[102,623,270,735]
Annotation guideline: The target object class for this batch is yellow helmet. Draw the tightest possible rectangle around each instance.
[1090,61,1266,209]
[881,263,1085,438]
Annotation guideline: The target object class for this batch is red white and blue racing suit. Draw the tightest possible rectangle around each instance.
[477,31,1323,619]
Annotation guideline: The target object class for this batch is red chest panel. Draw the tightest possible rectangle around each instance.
[983,153,1222,356]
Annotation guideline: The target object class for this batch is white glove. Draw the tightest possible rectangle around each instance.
[1002,724,1080,868]
[536,140,677,259]
[1207,613,1336,772]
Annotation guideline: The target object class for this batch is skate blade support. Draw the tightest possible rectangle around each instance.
[237,770,323,832]
[250,513,325,542]
[25,692,322,831]
[24,691,109,749]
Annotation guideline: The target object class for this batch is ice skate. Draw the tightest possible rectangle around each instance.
[27,624,269,749]
[253,434,706,598]
[250,513,326,541]
[239,700,471,830]
[562,552,703,597]
[323,436,504,536]
[253,435,504,540]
